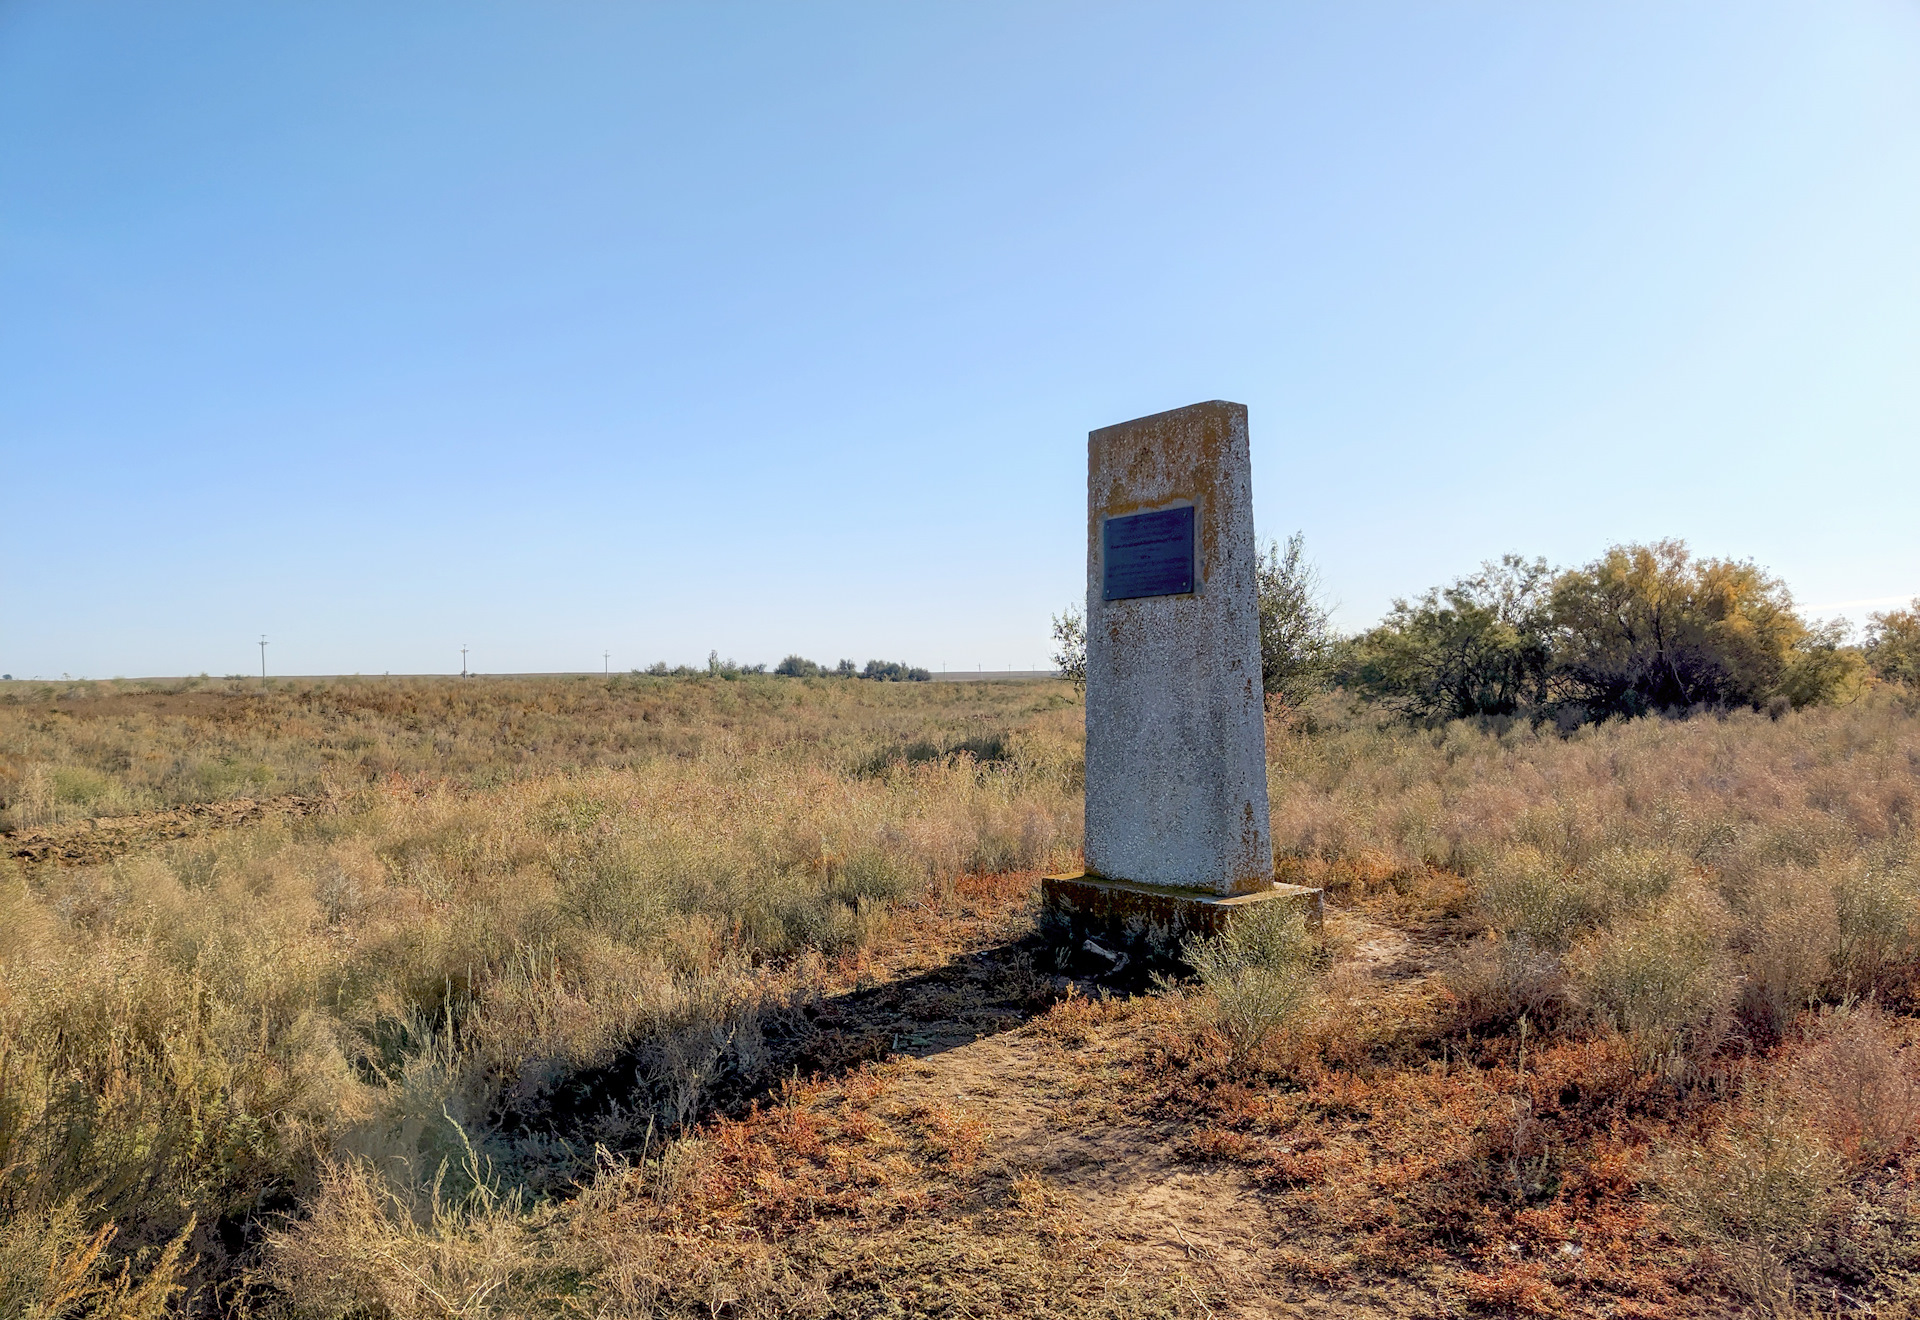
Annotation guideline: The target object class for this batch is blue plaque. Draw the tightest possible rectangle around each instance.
[1103,506,1195,600]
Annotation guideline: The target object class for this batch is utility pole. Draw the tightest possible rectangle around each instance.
[259,635,268,684]
[461,645,469,678]
[603,650,610,675]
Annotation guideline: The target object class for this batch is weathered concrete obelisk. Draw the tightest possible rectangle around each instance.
[1043,401,1320,957]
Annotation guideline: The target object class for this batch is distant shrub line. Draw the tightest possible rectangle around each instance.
[632,651,931,682]
[772,656,931,682]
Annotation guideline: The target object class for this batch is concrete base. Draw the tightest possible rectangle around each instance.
[1040,870,1324,963]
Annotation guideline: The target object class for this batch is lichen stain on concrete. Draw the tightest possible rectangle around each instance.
[1091,405,1234,591]
[1238,799,1263,864]
[1040,871,1324,958]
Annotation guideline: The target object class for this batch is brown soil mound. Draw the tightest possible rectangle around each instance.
[4,792,338,867]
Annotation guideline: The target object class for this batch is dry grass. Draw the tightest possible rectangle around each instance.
[4,679,1920,1316]
[0,679,1086,1314]
[1041,917,1920,1316]
[0,674,1081,830]
[1130,692,1920,1314]
[264,1059,1220,1319]
[1271,693,1920,1049]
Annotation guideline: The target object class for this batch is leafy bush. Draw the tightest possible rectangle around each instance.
[1342,555,1555,721]
[1552,540,1812,717]
[1867,600,1920,685]
[1049,606,1086,691]
[1256,532,1338,708]
[1346,539,1864,725]
[861,659,931,682]
[707,651,767,677]
[774,654,823,677]
[1779,620,1870,709]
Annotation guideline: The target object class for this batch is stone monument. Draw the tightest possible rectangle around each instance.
[1043,400,1321,958]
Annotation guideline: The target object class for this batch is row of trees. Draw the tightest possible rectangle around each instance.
[1054,536,1917,727]
[642,652,767,677]
[773,655,931,682]
[637,652,932,681]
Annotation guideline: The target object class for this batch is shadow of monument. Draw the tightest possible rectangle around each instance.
[487,930,1151,1173]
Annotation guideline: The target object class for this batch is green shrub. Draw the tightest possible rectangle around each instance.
[1478,845,1601,949]
[1572,885,1735,1070]
[1831,856,1920,997]
[1182,902,1319,1069]
[1341,555,1555,721]
[1346,538,1864,726]
[1866,601,1920,685]
[1257,532,1338,708]
[50,766,111,808]
[1050,606,1086,691]
[1779,621,1870,709]
[1550,539,1805,717]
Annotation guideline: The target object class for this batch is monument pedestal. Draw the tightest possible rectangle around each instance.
[1041,870,1324,962]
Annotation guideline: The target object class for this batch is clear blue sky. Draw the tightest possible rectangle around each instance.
[4,3,1917,679]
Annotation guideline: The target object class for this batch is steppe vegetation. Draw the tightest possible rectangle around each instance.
[4,559,1919,1318]
[0,674,1005,833]
[0,677,1084,1315]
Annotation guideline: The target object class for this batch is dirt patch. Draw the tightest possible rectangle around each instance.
[3,793,339,867]
[491,874,1473,1317]
[841,885,1496,1318]
[885,1028,1417,1319]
